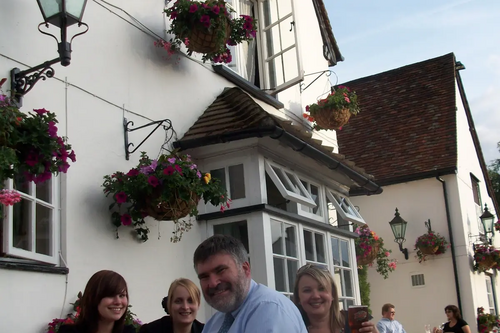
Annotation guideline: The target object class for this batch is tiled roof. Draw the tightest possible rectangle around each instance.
[336,53,458,185]
[174,87,382,194]
[313,0,343,66]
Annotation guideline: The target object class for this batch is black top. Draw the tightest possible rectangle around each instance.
[443,319,469,333]
[139,316,204,333]
[58,324,136,333]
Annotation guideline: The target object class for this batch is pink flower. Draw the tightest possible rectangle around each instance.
[48,121,58,137]
[184,38,190,46]
[388,262,397,269]
[344,96,350,103]
[174,165,183,175]
[33,108,48,115]
[212,5,220,14]
[121,214,132,226]
[196,171,202,178]
[127,169,139,176]
[189,4,198,13]
[115,192,127,204]
[148,175,159,187]
[68,150,77,163]
[167,157,176,164]
[0,189,22,206]
[163,166,175,175]
[385,251,390,257]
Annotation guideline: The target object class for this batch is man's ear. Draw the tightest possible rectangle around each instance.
[242,261,251,277]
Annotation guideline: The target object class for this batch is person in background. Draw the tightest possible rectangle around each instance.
[139,278,204,333]
[293,264,379,333]
[433,305,471,333]
[59,270,135,333]
[193,234,307,333]
[376,303,406,333]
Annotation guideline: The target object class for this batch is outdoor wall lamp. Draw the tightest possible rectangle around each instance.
[11,0,89,105]
[389,208,409,260]
[480,204,495,244]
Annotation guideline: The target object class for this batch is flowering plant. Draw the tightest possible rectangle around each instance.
[414,230,448,263]
[159,0,257,63]
[477,307,500,333]
[0,91,75,185]
[354,225,397,279]
[46,292,142,333]
[474,244,500,273]
[102,152,230,242]
[495,220,500,232]
[303,86,360,131]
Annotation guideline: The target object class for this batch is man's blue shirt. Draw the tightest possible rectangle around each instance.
[377,318,407,333]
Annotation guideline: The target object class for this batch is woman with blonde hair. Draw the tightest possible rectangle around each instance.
[293,264,378,333]
[59,270,135,333]
[140,278,204,333]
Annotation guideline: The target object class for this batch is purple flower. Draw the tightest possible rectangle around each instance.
[115,192,127,204]
[58,162,70,173]
[148,175,159,187]
[227,39,237,46]
[127,169,139,176]
[189,164,197,170]
[121,214,132,226]
[240,15,253,22]
[243,21,253,30]
[212,5,220,14]
[200,14,211,24]
[68,150,77,163]
[48,121,58,137]
[140,160,158,174]
[25,152,39,167]
[167,157,176,164]
[0,94,5,102]
[189,4,198,13]
[170,11,178,19]
[196,171,202,178]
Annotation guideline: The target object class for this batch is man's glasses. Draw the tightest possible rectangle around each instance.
[390,312,396,314]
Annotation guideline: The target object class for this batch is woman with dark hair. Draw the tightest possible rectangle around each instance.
[293,264,378,333]
[140,278,204,333]
[433,305,471,333]
[59,270,135,333]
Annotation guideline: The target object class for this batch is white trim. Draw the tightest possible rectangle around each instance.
[326,188,366,225]
[265,160,316,207]
[297,175,325,222]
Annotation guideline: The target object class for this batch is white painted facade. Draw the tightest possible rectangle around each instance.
[0,1,363,332]
[349,82,499,332]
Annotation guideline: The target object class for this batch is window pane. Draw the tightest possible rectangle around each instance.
[331,237,340,266]
[12,199,31,251]
[36,204,51,255]
[287,259,298,292]
[343,270,353,297]
[334,267,343,296]
[311,184,320,215]
[271,221,283,255]
[304,230,314,261]
[315,233,326,263]
[210,168,227,191]
[346,299,355,308]
[262,0,292,25]
[272,166,293,191]
[274,257,286,292]
[36,179,51,203]
[284,224,296,257]
[341,240,350,268]
[213,221,249,255]
[228,164,245,199]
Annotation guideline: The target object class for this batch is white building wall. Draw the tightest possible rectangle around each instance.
[0,0,333,332]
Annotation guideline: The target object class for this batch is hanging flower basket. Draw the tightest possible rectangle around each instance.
[414,230,448,263]
[313,107,351,130]
[158,0,258,63]
[103,152,230,243]
[474,244,500,273]
[354,225,397,279]
[303,86,360,131]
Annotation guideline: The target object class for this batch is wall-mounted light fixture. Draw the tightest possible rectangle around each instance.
[480,204,495,244]
[11,0,89,105]
[389,208,409,260]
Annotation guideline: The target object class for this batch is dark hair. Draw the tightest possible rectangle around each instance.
[445,305,461,320]
[193,235,248,269]
[76,270,129,333]
[382,303,395,314]
[162,296,169,314]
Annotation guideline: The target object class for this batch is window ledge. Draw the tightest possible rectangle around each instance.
[212,65,284,109]
[0,258,68,275]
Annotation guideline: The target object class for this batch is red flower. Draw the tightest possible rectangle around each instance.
[163,166,175,175]
[115,192,127,204]
[127,169,139,176]
[121,214,132,226]
[148,175,159,187]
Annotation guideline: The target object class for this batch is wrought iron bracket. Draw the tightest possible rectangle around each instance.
[123,118,173,160]
[300,69,335,94]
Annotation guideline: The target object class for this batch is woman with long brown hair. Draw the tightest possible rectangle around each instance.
[293,264,378,333]
[59,270,135,333]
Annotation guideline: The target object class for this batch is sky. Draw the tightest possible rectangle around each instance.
[326,0,500,165]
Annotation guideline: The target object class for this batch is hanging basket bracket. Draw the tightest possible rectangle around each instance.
[123,117,173,160]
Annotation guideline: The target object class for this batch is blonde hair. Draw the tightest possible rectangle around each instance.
[293,264,343,331]
[167,278,201,313]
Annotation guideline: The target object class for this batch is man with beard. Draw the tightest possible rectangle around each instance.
[194,234,307,333]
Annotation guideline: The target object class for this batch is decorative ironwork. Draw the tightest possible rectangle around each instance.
[10,58,59,104]
[300,69,337,94]
[424,219,432,232]
[124,118,174,160]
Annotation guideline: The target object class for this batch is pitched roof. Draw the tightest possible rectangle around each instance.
[336,53,458,185]
[313,0,343,66]
[173,87,382,194]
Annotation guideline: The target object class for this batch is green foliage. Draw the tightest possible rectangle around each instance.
[488,141,500,207]
[358,265,371,313]
[477,307,500,333]
[161,0,258,63]
[473,244,500,273]
[102,152,230,242]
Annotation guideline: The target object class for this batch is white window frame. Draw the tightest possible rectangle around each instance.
[329,234,357,309]
[486,275,496,314]
[2,177,60,265]
[297,176,324,222]
[301,226,328,266]
[265,160,316,208]
[257,0,304,94]
[210,163,246,200]
[326,188,365,225]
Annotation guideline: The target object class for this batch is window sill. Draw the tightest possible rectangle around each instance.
[0,258,68,275]
[212,65,284,109]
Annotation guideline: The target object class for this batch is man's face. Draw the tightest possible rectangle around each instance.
[196,253,251,313]
[383,307,396,320]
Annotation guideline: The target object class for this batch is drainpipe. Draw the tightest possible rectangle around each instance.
[436,175,462,313]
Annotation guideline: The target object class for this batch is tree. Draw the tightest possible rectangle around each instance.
[488,142,500,206]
